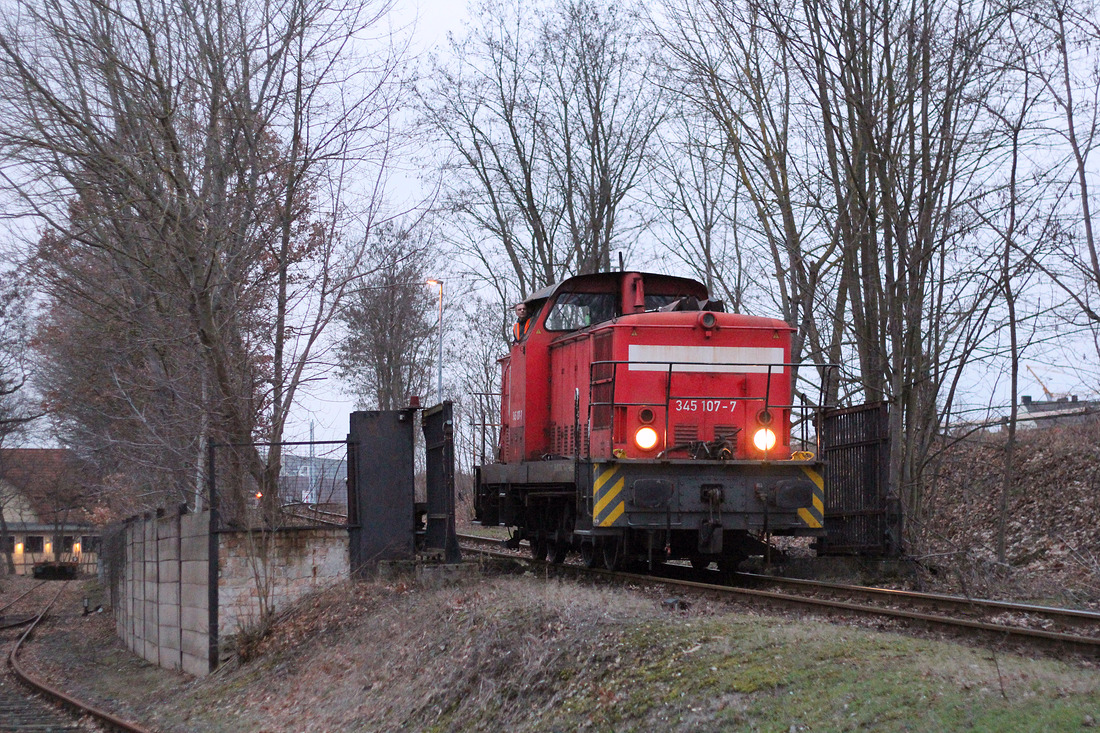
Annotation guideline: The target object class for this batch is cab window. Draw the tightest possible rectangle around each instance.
[645,294,681,310]
[545,292,617,331]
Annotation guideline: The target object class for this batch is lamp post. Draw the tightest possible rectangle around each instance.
[426,279,443,404]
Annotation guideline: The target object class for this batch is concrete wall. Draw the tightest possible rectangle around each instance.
[217,528,348,636]
[180,513,211,676]
[113,512,212,676]
[110,511,348,676]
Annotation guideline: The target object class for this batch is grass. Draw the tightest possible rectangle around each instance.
[21,572,1100,732]
[455,521,511,540]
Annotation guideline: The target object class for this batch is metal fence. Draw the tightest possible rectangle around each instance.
[208,440,351,532]
[820,402,892,555]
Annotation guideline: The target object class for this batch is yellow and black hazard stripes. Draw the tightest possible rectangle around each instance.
[798,466,825,528]
[592,463,626,527]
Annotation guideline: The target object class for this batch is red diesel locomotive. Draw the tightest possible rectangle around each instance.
[475,270,831,571]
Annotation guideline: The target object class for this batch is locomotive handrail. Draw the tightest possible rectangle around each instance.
[587,359,837,459]
[588,359,832,408]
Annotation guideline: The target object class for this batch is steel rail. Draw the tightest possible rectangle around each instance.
[0,614,35,631]
[455,532,510,547]
[732,571,1100,628]
[614,568,1100,653]
[0,582,46,631]
[7,581,155,733]
[458,532,1100,631]
[457,536,1100,655]
[0,580,47,617]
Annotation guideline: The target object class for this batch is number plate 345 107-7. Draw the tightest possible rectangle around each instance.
[672,399,736,413]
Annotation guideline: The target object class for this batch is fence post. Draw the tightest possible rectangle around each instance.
[207,440,219,673]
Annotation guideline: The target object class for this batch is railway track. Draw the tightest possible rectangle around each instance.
[456,532,1100,657]
[732,571,1100,638]
[0,582,84,732]
[0,580,153,733]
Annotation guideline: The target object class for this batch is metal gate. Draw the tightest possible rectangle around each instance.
[423,402,461,563]
[348,409,417,574]
[818,402,894,555]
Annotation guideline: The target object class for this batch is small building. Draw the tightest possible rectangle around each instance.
[279,453,347,508]
[1019,395,1100,429]
[0,449,100,575]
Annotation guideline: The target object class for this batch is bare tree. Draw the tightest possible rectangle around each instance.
[421,0,663,298]
[0,278,33,443]
[658,0,1021,533]
[0,278,36,573]
[541,0,665,275]
[648,106,752,313]
[1004,0,1100,370]
[32,229,206,508]
[655,0,842,375]
[0,0,405,631]
[446,295,509,521]
[0,0,404,516]
[336,221,438,410]
[976,8,1065,561]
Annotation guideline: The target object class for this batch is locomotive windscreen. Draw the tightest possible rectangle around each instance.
[545,292,617,331]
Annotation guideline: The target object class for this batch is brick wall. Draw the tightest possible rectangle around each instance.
[109,511,348,676]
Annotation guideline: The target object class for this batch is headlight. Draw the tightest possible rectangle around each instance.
[634,426,659,451]
[752,428,776,451]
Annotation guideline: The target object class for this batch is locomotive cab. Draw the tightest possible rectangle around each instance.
[478,271,830,573]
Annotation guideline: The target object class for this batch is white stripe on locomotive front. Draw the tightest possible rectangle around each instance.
[626,345,786,373]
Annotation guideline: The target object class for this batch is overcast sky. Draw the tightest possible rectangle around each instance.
[400,0,470,54]
[286,0,472,444]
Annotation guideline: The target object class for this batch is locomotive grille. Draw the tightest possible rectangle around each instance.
[714,425,738,439]
[553,423,589,456]
[673,424,698,444]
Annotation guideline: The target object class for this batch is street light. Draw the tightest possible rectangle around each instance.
[426,278,444,404]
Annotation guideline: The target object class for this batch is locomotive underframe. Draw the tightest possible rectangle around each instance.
[477,457,824,569]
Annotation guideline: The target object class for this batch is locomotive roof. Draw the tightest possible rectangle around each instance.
[521,271,708,304]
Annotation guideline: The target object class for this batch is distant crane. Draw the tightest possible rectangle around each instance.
[1026,365,1056,400]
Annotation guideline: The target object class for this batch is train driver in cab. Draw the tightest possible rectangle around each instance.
[513,302,531,341]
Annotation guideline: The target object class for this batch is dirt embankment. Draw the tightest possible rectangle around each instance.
[13,568,1100,732]
[913,420,1100,603]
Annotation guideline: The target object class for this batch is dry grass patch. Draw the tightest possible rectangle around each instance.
[13,572,1100,732]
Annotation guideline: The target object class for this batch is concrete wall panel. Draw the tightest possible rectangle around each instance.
[111,511,346,677]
